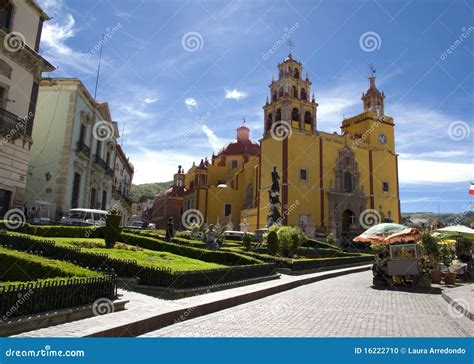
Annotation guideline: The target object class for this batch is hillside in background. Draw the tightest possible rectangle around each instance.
[130,181,172,203]
[402,211,474,226]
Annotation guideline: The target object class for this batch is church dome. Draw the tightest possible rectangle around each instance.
[217,124,260,156]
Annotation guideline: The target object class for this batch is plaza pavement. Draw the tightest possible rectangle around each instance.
[141,271,473,337]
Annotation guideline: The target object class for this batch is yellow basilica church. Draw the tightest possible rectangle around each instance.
[149,54,400,244]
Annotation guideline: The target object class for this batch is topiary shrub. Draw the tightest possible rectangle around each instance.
[242,233,252,251]
[266,230,279,255]
[104,213,122,248]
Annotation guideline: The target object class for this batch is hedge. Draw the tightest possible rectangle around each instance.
[0,247,102,283]
[302,238,341,250]
[282,255,374,271]
[120,232,263,266]
[0,222,103,238]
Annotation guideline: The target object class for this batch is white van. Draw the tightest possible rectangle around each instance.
[60,208,108,226]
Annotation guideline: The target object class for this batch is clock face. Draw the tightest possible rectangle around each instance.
[378,133,387,144]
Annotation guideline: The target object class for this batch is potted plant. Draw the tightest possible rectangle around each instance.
[420,233,442,283]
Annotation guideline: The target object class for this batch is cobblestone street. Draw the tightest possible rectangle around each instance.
[141,271,473,337]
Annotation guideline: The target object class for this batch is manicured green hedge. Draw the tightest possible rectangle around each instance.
[302,238,341,250]
[0,247,102,283]
[282,255,374,271]
[0,222,103,238]
[295,247,359,258]
[121,232,263,266]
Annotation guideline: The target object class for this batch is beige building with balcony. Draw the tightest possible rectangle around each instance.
[0,0,54,217]
[25,78,120,221]
[111,144,134,226]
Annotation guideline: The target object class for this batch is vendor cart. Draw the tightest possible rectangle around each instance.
[386,243,420,286]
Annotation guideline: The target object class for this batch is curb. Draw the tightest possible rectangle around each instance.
[442,291,474,321]
[86,264,371,337]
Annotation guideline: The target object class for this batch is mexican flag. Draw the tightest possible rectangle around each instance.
[470,183,474,195]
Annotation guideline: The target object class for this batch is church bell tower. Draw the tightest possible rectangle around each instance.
[263,53,318,136]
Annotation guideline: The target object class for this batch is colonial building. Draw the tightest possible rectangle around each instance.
[111,144,134,226]
[147,166,186,229]
[161,54,400,244]
[0,0,54,217]
[25,78,121,220]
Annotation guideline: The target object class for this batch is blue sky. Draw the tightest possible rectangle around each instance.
[37,0,473,213]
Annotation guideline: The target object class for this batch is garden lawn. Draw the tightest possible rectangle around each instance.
[0,247,103,287]
[6,233,225,271]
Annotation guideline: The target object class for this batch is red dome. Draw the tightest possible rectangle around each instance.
[218,139,260,156]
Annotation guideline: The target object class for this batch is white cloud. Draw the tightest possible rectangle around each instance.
[130,148,196,184]
[398,159,473,184]
[144,98,157,104]
[185,98,198,109]
[40,9,97,75]
[202,125,225,153]
[225,88,248,100]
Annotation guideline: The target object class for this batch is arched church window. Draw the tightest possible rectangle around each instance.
[304,111,312,124]
[292,86,297,98]
[344,171,353,193]
[294,68,299,78]
[278,87,283,97]
[291,108,300,122]
[276,109,282,121]
[300,88,307,101]
[279,69,283,79]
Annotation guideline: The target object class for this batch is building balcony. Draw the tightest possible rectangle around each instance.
[76,140,91,157]
[93,154,113,177]
[0,108,26,138]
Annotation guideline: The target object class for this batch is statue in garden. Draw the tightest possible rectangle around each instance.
[266,166,282,227]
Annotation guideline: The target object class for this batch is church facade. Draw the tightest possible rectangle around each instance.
[149,54,400,244]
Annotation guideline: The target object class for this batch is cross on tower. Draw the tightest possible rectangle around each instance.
[368,63,376,77]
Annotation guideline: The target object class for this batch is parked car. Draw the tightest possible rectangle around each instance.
[60,208,108,226]
[127,221,146,229]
